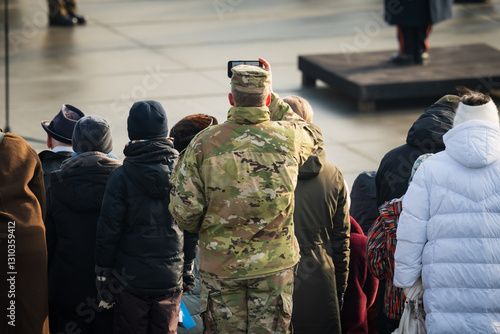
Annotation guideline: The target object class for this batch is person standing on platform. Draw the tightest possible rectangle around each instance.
[169,59,318,334]
[283,95,350,334]
[385,0,452,65]
[39,104,85,189]
[48,0,88,26]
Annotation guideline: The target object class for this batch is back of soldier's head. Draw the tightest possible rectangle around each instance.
[230,65,270,107]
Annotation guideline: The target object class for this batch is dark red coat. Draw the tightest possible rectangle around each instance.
[341,218,379,334]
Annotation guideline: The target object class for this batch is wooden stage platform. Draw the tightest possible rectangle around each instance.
[298,44,500,111]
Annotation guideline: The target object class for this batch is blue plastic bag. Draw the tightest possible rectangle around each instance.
[179,300,196,329]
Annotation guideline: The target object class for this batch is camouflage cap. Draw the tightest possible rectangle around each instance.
[231,65,271,94]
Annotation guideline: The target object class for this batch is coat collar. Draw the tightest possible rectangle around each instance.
[227,106,270,125]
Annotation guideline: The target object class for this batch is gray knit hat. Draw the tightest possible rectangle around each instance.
[72,115,113,153]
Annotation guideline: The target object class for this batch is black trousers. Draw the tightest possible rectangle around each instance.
[114,288,182,334]
[49,307,114,334]
[397,24,432,58]
[375,280,400,334]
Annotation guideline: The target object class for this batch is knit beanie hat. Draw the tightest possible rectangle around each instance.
[127,100,169,140]
[72,115,113,153]
[453,100,499,127]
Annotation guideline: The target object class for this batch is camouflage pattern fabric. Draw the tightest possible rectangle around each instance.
[200,268,294,334]
[169,93,317,279]
[231,65,271,94]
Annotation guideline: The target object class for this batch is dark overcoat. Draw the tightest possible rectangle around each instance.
[292,125,351,334]
[46,153,120,333]
[384,0,452,26]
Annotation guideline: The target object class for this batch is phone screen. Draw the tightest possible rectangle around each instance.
[227,60,263,78]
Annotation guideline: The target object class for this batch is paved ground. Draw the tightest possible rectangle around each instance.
[2,0,500,188]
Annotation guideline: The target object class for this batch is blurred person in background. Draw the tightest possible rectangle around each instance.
[48,0,88,26]
[385,0,452,65]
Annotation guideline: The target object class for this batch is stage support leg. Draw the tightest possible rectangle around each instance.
[358,100,376,113]
[302,73,316,87]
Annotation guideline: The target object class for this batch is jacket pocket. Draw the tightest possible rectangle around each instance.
[200,287,236,334]
[276,292,293,333]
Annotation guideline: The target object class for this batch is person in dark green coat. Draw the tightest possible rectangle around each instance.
[285,95,350,334]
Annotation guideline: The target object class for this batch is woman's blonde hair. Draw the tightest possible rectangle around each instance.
[283,95,314,123]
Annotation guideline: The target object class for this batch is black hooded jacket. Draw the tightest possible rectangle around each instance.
[96,140,197,296]
[46,152,121,312]
[375,102,455,207]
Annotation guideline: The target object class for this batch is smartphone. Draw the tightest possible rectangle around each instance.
[227,60,264,78]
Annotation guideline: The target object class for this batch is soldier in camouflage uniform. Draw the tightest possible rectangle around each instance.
[169,59,318,334]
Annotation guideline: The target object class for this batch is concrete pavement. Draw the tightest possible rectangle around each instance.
[2,0,500,187]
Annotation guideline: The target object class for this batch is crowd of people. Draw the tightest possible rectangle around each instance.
[1,58,500,334]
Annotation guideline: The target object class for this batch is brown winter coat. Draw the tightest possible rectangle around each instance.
[0,130,49,333]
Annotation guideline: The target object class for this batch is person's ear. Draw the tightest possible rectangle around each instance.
[265,93,271,107]
[46,134,53,149]
[228,93,235,106]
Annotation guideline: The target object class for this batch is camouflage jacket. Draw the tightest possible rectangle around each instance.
[169,94,318,279]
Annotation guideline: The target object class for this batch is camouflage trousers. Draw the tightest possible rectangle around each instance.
[200,268,294,334]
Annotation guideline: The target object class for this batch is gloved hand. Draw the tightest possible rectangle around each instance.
[95,265,115,309]
[338,293,345,311]
[183,261,196,292]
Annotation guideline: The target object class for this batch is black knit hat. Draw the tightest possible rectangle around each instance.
[127,100,169,140]
[41,104,85,144]
[72,115,113,153]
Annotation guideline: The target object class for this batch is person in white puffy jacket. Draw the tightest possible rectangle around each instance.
[393,88,500,334]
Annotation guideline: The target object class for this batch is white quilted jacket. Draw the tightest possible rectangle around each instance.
[394,120,500,334]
